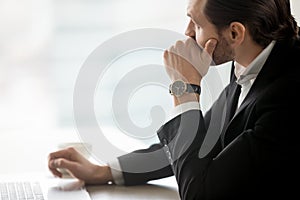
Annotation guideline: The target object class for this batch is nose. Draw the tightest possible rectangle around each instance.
[185,20,195,38]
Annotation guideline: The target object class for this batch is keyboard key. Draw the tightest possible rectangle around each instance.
[0,182,44,200]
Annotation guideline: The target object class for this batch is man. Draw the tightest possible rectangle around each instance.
[48,0,300,199]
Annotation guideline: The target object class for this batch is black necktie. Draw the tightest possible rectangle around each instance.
[229,82,242,119]
[220,82,241,147]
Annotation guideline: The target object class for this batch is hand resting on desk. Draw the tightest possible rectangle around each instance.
[48,147,113,185]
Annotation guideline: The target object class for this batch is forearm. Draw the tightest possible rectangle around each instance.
[157,110,209,199]
[117,143,174,186]
[173,93,200,107]
[158,110,253,199]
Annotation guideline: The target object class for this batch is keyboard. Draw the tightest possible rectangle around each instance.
[0,182,44,200]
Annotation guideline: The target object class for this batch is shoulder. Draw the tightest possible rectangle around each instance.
[257,74,300,108]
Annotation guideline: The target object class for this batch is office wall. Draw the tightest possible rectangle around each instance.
[1,0,299,130]
[291,0,300,23]
[0,0,299,157]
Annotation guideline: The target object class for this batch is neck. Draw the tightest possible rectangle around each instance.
[235,40,264,67]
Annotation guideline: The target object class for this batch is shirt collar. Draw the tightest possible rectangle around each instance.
[235,40,276,85]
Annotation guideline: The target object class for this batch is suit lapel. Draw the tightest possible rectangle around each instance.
[223,40,291,145]
[220,82,241,147]
[233,41,286,119]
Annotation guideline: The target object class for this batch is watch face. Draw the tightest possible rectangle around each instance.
[171,80,186,97]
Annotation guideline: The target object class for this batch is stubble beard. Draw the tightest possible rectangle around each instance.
[211,34,235,66]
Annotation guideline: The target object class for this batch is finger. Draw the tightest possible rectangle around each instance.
[48,147,80,161]
[204,38,218,57]
[52,158,79,173]
[163,50,176,69]
[48,160,63,178]
[200,39,218,70]
[48,149,72,160]
[163,50,169,63]
[49,168,62,178]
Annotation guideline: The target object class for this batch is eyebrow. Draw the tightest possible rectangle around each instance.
[187,13,201,26]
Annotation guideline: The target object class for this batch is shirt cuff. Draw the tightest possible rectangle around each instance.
[165,101,200,123]
[107,159,125,185]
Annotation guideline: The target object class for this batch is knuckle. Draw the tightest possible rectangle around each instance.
[56,159,62,166]
[175,40,183,46]
[163,50,169,58]
[67,147,76,153]
[56,158,65,167]
[48,161,52,168]
[48,152,55,159]
[168,46,175,53]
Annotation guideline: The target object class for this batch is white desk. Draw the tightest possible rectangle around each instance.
[0,129,180,199]
[0,172,180,200]
[87,176,180,200]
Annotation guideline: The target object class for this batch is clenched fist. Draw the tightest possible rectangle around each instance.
[164,37,217,105]
[164,37,217,84]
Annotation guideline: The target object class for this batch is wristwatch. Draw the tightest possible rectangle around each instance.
[169,80,201,97]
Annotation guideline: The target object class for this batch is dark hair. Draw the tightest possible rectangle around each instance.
[204,0,299,47]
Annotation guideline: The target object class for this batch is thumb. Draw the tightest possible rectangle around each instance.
[204,39,218,57]
[53,158,78,171]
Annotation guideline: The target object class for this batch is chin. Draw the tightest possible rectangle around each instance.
[212,53,234,66]
[211,58,232,66]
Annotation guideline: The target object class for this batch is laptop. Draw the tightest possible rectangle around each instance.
[0,172,92,200]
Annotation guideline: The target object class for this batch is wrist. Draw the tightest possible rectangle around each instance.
[169,80,201,106]
[89,165,114,185]
[100,166,114,184]
[173,93,199,106]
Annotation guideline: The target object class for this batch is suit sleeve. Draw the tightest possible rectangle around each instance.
[157,78,300,199]
[117,143,174,186]
[157,110,252,199]
[115,95,218,186]
[115,104,217,186]
[116,103,202,186]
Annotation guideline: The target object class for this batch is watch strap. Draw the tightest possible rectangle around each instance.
[186,84,201,95]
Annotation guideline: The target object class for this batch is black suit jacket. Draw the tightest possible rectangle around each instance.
[117,38,300,199]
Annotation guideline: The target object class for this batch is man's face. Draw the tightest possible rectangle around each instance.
[186,0,234,65]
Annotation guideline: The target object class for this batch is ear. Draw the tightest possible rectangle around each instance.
[228,22,246,47]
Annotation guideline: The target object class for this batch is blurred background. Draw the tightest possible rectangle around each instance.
[0,0,299,173]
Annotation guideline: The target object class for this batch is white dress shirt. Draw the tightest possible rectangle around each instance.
[234,41,276,108]
[108,40,276,185]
